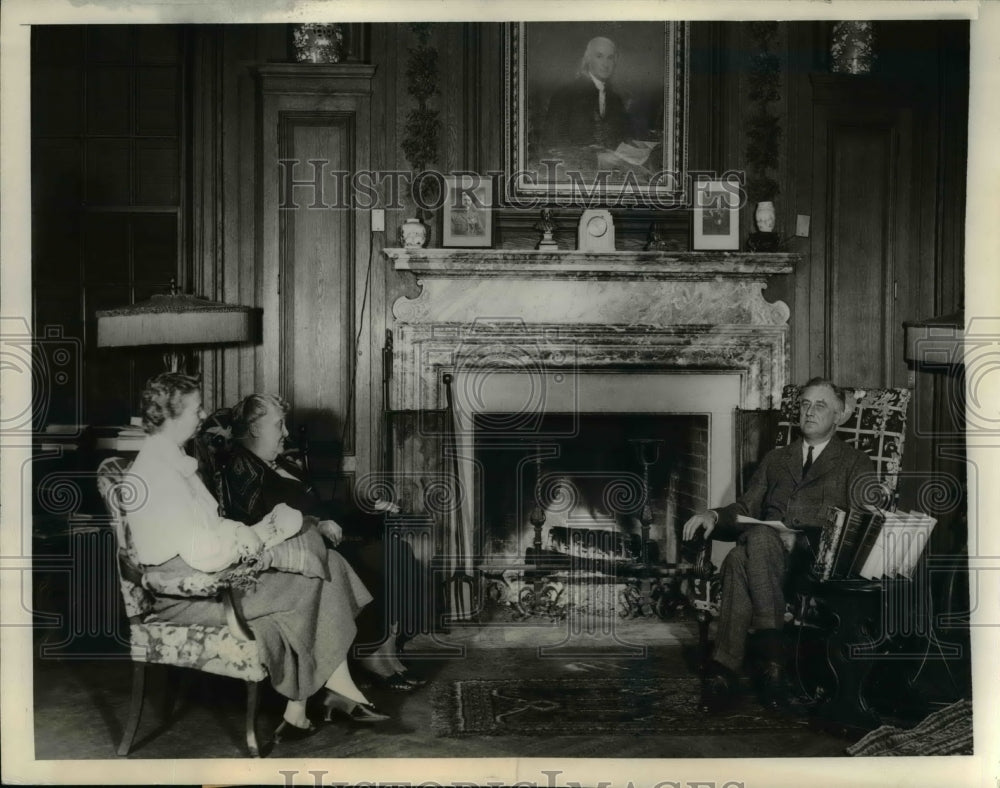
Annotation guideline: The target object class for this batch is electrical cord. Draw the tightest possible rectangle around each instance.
[339,239,376,463]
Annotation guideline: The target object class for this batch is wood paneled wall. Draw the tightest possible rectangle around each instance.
[27,20,967,525]
[31,25,188,425]
[186,20,968,505]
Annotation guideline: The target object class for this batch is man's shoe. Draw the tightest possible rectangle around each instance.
[699,664,736,714]
[399,670,428,687]
[758,660,791,710]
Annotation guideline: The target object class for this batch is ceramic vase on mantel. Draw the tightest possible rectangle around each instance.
[755,201,776,234]
[400,217,428,249]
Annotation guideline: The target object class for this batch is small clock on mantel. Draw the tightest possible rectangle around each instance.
[577,209,616,252]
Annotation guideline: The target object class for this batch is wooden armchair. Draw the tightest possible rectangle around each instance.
[96,457,268,757]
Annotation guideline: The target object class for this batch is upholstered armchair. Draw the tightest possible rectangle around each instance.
[96,457,268,757]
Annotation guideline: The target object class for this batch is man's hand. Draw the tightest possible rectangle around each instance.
[778,531,797,553]
[682,511,718,542]
[318,519,343,546]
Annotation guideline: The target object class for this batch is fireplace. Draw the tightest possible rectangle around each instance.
[475,412,710,570]
[385,248,797,621]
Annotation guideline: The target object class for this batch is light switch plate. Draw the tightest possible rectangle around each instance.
[795,214,810,237]
[371,209,385,233]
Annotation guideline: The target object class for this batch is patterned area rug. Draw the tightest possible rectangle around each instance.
[846,699,973,756]
[432,677,809,737]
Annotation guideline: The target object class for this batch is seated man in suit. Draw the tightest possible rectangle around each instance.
[682,377,878,712]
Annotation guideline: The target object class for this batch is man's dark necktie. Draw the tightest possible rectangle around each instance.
[803,445,814,476]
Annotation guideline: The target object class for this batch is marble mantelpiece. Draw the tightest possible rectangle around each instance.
[387,249,793,328]
[386,248,796,280]
[385,248,798,411]
[385,248,798,605]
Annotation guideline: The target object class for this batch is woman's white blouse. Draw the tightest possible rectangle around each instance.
[126,432,243,573]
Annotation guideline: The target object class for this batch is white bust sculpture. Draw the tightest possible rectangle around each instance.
[755,201,776,233]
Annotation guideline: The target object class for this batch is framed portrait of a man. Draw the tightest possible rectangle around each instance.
[505,22,688,207]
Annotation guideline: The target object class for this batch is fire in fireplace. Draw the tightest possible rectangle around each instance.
[474,413,710,571]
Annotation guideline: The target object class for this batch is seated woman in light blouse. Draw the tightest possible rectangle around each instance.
[126,372,390,744]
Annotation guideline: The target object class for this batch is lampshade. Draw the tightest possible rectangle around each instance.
[903,311,964,367]
[96,293,256,349]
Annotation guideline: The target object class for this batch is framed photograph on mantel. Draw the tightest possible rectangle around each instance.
[504,21,688,207]
[692,178,740,251]
[442,175,493,248]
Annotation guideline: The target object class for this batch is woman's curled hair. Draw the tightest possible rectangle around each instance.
[140,372,202,434]
[230,393,290,440]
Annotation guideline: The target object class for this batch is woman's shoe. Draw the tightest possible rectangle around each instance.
[344,701,392,723]
[323,701,392,724]
[321,690,391,724]
[273,719,319,743]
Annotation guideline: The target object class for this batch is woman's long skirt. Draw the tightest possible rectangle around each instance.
[150,551,372,700]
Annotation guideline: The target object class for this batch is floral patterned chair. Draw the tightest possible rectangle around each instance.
[692,385,912,661]
[96,456,268,757]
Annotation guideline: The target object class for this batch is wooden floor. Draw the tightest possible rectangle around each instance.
[32,618,854,761]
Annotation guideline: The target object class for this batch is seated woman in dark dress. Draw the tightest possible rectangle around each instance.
[221,393,426,690]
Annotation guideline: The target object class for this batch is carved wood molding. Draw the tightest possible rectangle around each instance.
[258,63,378,95]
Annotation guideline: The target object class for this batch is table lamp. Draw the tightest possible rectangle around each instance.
[96,282,258,374]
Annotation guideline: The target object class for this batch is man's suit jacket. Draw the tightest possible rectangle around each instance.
[544,75,629,150]
[714,437,877,540]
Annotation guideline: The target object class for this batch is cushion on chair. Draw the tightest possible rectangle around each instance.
[774,384,911,498]
[141,555,231,597]
[131,621,266,681]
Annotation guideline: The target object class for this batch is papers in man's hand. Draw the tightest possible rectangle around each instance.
[736,514,801,533]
